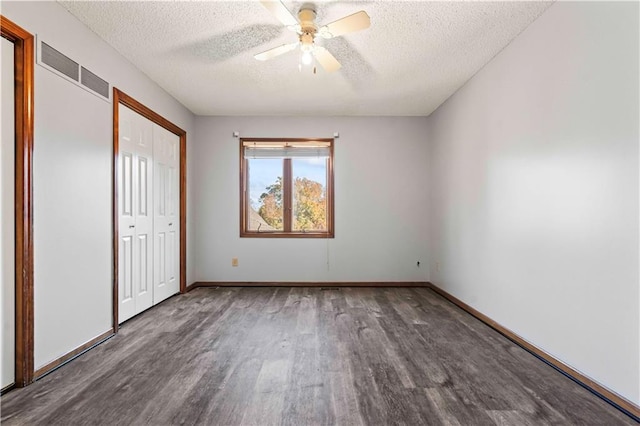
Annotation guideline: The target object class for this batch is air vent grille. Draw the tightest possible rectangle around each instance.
[37,38,110,102]
[41,42,79,82]
[81,67,109,99]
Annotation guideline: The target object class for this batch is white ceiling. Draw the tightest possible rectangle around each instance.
[58,0,553,116]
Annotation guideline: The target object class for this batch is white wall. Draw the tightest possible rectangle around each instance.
[1,1,196,369]
[1,36,15,389]
[427,1,639,405]
[193,116,429,282]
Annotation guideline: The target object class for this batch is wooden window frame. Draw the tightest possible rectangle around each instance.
[239,138,334,238]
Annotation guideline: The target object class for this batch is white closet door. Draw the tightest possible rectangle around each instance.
[118,104,154,323]
[153,124,180,304]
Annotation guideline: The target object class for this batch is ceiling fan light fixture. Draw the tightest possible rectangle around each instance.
[301,50,313,65]
[299,33,315,66]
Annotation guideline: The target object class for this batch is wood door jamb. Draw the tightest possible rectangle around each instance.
[1,15,35,388]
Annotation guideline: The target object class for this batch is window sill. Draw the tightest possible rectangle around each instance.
[240,231,334,239]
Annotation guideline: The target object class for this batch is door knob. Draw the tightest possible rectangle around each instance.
[129,225,135,228]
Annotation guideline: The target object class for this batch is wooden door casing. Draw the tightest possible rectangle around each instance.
[112,88,186,332]
[0,15,35,388]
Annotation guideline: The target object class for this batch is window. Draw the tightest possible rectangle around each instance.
[240,138,334,238]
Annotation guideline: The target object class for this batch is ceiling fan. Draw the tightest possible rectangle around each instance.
[255,0,371,72]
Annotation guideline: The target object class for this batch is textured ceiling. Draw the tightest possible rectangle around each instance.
[58,0,553,116]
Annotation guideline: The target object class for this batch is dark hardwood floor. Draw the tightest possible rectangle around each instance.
[1,287,634,425]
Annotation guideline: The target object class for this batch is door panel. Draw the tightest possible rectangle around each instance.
[157,231,166,287]
[168,166,177,216]
[153,124,180,303]
[157,163,166,216]
[136,233,151,302]
[118,104,153,323]
[138,157,148,216]
[168,230,177,282]
[121,153,133,217]
[119,235,134,322]
[118,106,137,323]
[134,149,153,313]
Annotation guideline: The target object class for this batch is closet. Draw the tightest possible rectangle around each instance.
[118,103,180,323]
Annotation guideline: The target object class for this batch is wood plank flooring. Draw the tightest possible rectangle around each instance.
[1,287,635,425]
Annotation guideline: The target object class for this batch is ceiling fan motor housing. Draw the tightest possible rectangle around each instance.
[298,7,318,51]
[298,8,317,33]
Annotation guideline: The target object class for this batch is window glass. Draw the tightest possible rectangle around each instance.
[292,158,328,231]
[241,138,334,238]
[247,158,283,231]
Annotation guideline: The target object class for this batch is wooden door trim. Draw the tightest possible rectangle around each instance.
[1,16,35,387]
[112,88,187,332]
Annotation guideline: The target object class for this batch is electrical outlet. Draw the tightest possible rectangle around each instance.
[435,262,441,273]
[232,258,239,267]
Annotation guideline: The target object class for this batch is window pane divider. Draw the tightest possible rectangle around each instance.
[283,158,292,232]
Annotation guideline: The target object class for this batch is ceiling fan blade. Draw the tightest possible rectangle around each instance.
[260,0,298,27]
[318,11,370,39]
[313,47,341,72]
[254,42,299,61]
